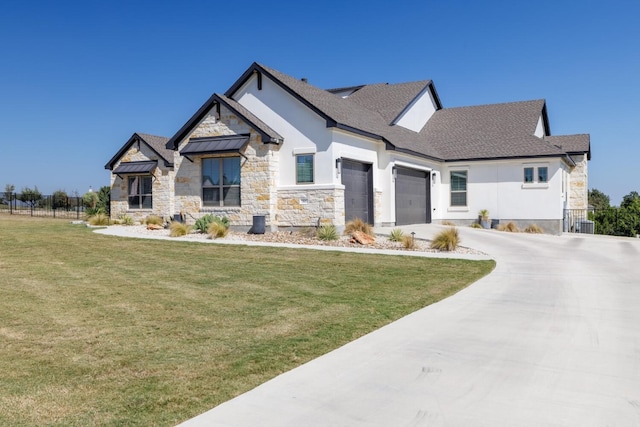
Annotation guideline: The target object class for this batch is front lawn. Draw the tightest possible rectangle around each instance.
[0,216,494,426]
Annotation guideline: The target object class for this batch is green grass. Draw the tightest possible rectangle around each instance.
[0,215,494,426]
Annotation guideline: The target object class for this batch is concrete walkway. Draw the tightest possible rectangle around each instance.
[173,225,640,426]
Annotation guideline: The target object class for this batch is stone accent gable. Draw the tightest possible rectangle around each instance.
[109,141,173,222]
[172,106,280,229]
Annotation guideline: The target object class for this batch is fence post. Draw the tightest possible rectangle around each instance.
[9,192,13,215]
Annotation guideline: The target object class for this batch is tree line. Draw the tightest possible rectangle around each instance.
[588,189,640,237]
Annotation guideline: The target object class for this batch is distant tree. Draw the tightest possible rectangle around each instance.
[616,191,640,237]
[18,186,42,208]
[588,188,610,210]
[52,190,69,210]
[3,184,14,204]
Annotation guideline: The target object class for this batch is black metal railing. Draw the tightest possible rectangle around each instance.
[564,208,632,236]
[0,193,86,219]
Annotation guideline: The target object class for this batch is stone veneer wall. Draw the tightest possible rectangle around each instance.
[569,154,588,209]
[276,187,345,229]
[173,108,279,229]
[110,142,173,223]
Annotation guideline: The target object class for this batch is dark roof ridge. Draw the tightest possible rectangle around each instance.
[105,132,173,170]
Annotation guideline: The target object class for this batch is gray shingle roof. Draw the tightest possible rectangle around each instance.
[420,100,571,160]
[136,133,173,162]
[226,63,590,163]
[346,80,435,124]
[105,132,172,170]
[545,134,591,159]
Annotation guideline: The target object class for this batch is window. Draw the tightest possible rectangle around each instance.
[202,157,241,207]
[538,167,548,183]
[296,154,314,184]
[450,171,467,206]
[523,166,548,184]
[524,167,534,183]
[128,176,152,209]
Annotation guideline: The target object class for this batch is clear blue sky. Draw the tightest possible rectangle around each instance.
[1,0,637,205]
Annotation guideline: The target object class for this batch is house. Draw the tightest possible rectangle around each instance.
[105,62,591,234]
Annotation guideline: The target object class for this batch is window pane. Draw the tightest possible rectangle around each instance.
[296,154,314,183]
[451,171,467,191]
[203,188,220,206]
[222,186,240,206]
[538,167,548,183]
[141,176,153,195]
[202,158,219,186]
[128,196,139,209]
[524,167,534,183]
[128,177,139,195]
[451,192,467,206]
[141,194,152,209]
[223,158,241,185]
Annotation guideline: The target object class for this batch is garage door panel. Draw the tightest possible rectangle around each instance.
[342,160,373,224]
[396,167,430,225]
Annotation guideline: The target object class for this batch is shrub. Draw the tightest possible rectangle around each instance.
[430,227,460,251]
[470,223,483,229]
[317,224,338,241]
[441,220,456,226]
[194,214,214,233]
[208,221,229,239]
[170,222,192,237]
[120,215,134,226]
[402,234,416,249]
[144,215,163,226]
[344,217,373,236]
[524,224,543,234]
[388,228,404,242]
[497,221,520,232]
[87,213,110,226]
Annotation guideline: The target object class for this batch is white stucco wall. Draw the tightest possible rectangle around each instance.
[534,115,546,138]
[393,87,438,132]
[438,159,564,223]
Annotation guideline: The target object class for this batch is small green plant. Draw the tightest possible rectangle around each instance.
[430,227,460,251]
[497,221,520,232]
[194,214,214,233]
[170,221,192,237]
[402,234,416,249]
[144,215,163,226]
[120,215,134,226]
[208,221,229,239]
[470,222,483,229]
[479,209,489,220]
[344,217,373,236]
[388,228,404,242]
[317,224,338,241]
[524,224,543,234]
[87,213,110,226]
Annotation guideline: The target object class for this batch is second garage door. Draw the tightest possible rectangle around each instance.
[395,167,431,225]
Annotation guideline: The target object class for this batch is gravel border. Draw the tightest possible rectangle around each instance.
[95,225,488,258]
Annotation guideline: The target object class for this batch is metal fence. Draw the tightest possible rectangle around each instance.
[564,208,629,236]
[0,192,87,219]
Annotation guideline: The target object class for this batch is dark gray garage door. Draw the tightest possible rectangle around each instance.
[342,159,373,224]
[395,167,431,225]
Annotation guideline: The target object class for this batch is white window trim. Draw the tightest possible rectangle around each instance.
[522,163,549,189]
[295,153,315,185]
[449,167,469,210]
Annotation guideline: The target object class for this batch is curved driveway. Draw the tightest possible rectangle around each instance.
[180,226,640,426]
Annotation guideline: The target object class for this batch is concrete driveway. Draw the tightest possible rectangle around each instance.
[179,226,640,426]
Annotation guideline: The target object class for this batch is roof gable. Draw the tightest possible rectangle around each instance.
[164,93,283,151]
[105,133,172,170]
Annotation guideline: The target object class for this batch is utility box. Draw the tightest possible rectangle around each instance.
[579,220,594,234]
[250,215,266,234]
